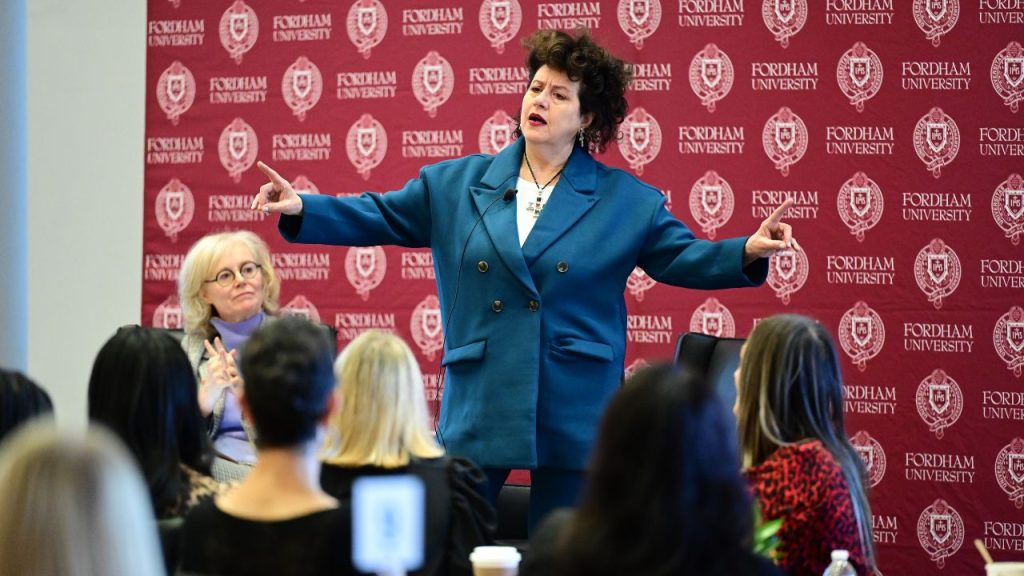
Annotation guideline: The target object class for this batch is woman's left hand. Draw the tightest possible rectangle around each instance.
[743,198,801,266]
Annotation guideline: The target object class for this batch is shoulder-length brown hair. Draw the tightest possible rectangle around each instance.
[736,314,876,569]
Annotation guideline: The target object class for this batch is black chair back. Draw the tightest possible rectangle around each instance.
[673,332,745,416]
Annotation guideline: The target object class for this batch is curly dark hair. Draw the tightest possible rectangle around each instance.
[519,29,632,154]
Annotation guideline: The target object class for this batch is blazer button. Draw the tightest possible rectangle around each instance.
[477,260,488,273]
[528,300,540,312]
[556,261,569,273]
[491,300,503,312]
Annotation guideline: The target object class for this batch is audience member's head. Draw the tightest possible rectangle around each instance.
[735,313,875,565]
[0,368,53,445]
[88,326,211,516]
[561,363,754,575]
[0,422,164,576]
[239,316,335,449]
[322,329,442,467]
[178,230,280,338]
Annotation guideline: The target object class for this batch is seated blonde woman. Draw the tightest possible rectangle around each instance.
[0,422,164,576]
[178,230,280,479]
[320,330,496,576]
[735,314,876,575]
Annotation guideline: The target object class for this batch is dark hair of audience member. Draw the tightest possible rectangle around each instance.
[239,316,335,447]
[560,363,754,575]
[88,326,212,515]
[0,369,53,444]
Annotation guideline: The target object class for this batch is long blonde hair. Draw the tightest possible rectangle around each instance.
[0,421,164,576]
[322,330,442,467]
[736,314,876,569]
[178,230,280,338]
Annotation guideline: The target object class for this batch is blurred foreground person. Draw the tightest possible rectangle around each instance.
[521,363,783,576]
[0,422,164,576]
[0,368,53,444]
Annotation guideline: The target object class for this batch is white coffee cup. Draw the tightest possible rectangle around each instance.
[470,546,521,576]
[986,563,1024,576]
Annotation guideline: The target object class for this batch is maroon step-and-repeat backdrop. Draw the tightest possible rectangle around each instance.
[142,1,1023,573]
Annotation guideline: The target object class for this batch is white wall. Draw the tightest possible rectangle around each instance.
[27,0,145,429]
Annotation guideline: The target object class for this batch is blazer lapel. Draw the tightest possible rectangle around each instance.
[471,139,538,295]
[521,147,599,266]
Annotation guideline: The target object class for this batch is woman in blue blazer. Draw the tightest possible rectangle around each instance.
[253,30,798,530]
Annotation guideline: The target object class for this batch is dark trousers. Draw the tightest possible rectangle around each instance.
[483,467,584,535]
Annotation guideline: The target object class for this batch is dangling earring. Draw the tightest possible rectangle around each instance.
[578,128,586,148]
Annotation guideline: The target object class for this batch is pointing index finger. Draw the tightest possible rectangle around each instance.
[766,198,795,225]
[257,161,287,187]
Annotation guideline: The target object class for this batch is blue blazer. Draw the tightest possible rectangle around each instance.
[280,138,767,470]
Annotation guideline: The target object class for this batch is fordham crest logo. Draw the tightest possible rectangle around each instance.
[762,107,807,177]
[914,238,961,310]
[913,0,959,48]
[767,248,808,305]
[917,499,964,569]
[991,42,1024,113]
[761,0,807,48]
[617,0,662,50]
[346,114,387,180]
[346,0,388,59]
[624,358,649,380]
[478,0,522,54]
[992,173,1024,246]
[993,306,1024,378]
[688,170,734,240]
[217,118,258,183]
[837,42,883,113]
[837,172,884,243]
[291,175,321,196]
[915,369,963,439]
[156,61,196,125]
[154,178,194,242]
[411,294,444,360]
[689,297,736,338]
[152,295,182,329]
[219,1,259,65]
[618,107,662,176]
[478,110,516,154]
[995,437,1024,509]
[913,107,960,179]
[688,44,734,113]
[839,301,885,372]
[281,57,323,122]
[850,430,886,488]
[627,267,656,301]
[412,52,455,118]
[344,246,387,301]
[280,295,322,324]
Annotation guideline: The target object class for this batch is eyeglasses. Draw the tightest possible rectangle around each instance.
[204,262,262,287]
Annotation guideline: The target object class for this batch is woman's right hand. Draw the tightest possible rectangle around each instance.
[251,161,304,216]
[198,338,242,416]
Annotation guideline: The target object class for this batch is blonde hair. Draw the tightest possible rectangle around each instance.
[322,330,443,467]
[0,421,164,576]
[178,230,280,337]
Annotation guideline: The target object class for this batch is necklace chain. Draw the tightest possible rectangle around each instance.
[524,153,565,219]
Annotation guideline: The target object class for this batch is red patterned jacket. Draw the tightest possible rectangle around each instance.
[747,440,869,576]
